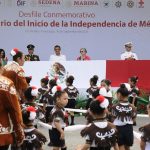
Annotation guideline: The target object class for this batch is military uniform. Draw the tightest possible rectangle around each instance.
[0,75,24,147]
[121,51,138,60]
[25,54,40,61]
[25,44,40,61]
[121,42,138,60]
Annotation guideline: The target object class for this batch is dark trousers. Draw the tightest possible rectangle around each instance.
[0,145,9,150]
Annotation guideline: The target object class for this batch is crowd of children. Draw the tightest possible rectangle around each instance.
[2,48,150,150]
[6,70,150,150]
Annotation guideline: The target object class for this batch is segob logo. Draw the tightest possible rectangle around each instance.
[17,0,26,6]
[38,0,62,5]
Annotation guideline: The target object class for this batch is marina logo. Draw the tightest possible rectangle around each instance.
[73,0,100,6]
[17,0,26,6]
[38,0,63,6]
[115,1,122,8]
[127,0,134,8]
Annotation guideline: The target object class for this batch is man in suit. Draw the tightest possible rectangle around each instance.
[25,44,40,61]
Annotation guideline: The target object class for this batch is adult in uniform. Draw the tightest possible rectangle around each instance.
[25,44,40,61]
[0,62,24,149]
[121,42,138,60]
[3,48,28,102]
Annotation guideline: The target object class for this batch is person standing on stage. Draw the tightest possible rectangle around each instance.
[0,49,8,66]
[77,48,91,61]
[121,42,138,60]
[25,44,40,61]
[49,45,66,62]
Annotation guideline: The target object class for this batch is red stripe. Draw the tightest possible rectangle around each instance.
[106,60,150,91]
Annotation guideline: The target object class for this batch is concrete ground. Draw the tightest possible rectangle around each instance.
[38,115,148,150]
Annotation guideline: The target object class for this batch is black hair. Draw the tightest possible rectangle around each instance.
[13,51,23,62]
[22,109,31,125]
[41,77,49,86]
[54,45,61,50]
[49,79,57,88]
[117,84,129,97]
[25,76,32,84]
[101,79,111,86]
[24,87,34,101]
[53,90,66,103]
[66,75,74,85]
[90,100,105,115]
[129,76,138,84]
[0,49,6,58]
[92,90,100,99]
[90,75,99,86]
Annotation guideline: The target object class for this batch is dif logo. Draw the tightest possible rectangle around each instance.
[17,0,26,6]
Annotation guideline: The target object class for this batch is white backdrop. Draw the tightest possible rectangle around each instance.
[0,0,149,60]
[23,60,106,88]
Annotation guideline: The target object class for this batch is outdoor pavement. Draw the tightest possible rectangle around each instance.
[39,115,148,150]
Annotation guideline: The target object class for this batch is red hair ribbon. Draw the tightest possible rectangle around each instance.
[96,95,105,103]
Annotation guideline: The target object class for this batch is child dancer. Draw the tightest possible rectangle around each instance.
[86,75,99,109]
[38,76,49,103]
[22,86,45,122]
[139,103,150,150]
[43,79,57,122]
[80,95,118,150]
[25,76,32,86]
[21,106,47,150]
[64,75,79,125]
[42,79,59,147]
[49,90,68,150]
[139,122,150,150]
[128,76,139,107]
[112,84,136,150]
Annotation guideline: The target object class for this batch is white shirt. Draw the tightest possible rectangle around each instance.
[113,103,134,126]
[49,54,66,62]
[121,51,138,60]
